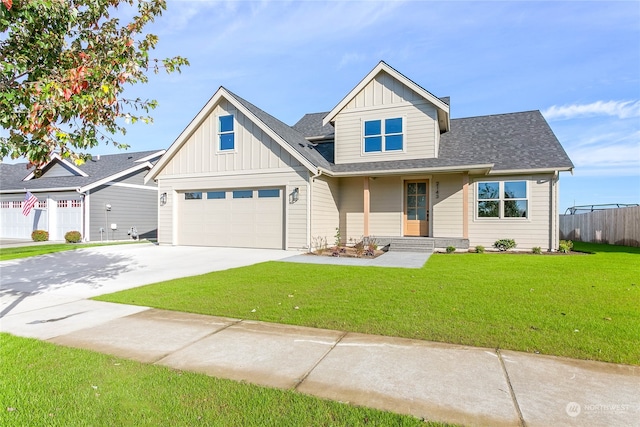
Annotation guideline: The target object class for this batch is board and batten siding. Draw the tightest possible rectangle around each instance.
[334,71,439,165]
[431,174,464,238]
[310,175,340,246]
[467,175,555,250]
[157,99,303,177]
[88,169,158,241]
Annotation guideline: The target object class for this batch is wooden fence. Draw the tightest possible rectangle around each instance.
[559,206,640,247]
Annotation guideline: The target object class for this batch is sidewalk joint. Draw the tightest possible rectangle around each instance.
[497,348,526,427]
[293,330,348,391]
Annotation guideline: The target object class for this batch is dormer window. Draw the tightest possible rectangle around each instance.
[363,117,403,153]
[218,114,235,151]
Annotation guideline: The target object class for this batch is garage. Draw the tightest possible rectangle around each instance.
[0,196,81,240]
[177,187,284,249]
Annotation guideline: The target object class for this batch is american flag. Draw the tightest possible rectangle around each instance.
[22,191,38,216]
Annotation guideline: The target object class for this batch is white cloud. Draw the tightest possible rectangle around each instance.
[542,100,640,121]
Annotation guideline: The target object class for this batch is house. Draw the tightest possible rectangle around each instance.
[145,61,574,251]
[0,150,164,241]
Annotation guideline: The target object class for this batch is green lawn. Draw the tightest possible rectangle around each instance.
[0,334,443,427]
[96,242,640,365]
[0,241,146,261]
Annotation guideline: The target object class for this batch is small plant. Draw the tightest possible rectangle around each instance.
[353,241,365,258]
[532,246,542,255]
[311,236,328,254]
[64,231,82,243]
[475,245,485,254]
[558,240,573,253]
[334,227,341,247]
[493,239,517,252]
[363,236,378,251]
[31,229,49,242]
[446,245,456,254]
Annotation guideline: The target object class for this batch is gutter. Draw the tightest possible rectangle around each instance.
[319,163,494,177]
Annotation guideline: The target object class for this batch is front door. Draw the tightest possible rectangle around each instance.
[404,181,428,236]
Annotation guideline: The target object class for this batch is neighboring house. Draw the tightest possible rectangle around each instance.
[0,150,164,241]
[146,61,574,251]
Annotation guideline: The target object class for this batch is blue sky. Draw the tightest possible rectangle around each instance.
[16,1,640,213]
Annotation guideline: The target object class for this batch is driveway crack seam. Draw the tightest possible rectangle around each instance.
[152,318,243,365]
[293,331,348,391]
[497,348,526,427]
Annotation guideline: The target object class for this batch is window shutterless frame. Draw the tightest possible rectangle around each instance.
[218,114,235,151]
[476,181,528,219]
[362,117,404,153]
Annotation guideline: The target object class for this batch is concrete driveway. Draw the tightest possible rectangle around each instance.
[0,242,292,319]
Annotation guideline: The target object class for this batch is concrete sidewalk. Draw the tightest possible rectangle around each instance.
[2,301,638,427]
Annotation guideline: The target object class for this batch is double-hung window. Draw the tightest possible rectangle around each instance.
[477,181,528,218]
[218,114,234,151]
[363,117,403,153]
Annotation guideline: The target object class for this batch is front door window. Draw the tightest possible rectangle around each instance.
[405,181,428,236]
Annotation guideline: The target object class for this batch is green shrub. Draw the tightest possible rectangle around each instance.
[31,229,49,242]
[558,240,573,253]
[532,246,542,254]
[475,245,485,254]
[64,230,82,243]
[446,246,456,254]
[493,239,517,251]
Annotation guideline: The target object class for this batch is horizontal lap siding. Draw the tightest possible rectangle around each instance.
[468,175,553,250]
[369,176,402,236]
[432,174,464,238]
[335,71,438,165]
[311,176,340,245]
[339,177,364,243]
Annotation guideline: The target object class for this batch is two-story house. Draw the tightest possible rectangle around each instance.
[146,61,574,251]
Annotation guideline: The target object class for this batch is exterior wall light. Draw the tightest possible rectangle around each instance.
[289,187,299,204]
[160,192,167,206]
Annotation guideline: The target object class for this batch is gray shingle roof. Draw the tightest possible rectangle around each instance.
[290,110,573,174]
[292,112,335,139]
[225,89,333,170]
[0,150,163,192]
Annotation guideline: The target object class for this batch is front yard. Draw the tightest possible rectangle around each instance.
[96,242,640,365]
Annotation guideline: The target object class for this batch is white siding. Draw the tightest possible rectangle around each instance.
[334,71,439,164]
[369,176,403,236]
[467,175,554,250]
[310,176,340,245]
[432,174,464,238]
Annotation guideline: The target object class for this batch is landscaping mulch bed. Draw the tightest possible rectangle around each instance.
[307,246,386,258]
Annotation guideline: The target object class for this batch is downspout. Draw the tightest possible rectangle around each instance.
[75,188,88,242]
[308,169,323,252]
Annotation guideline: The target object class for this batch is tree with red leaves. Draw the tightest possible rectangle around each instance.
[0,0,188,171]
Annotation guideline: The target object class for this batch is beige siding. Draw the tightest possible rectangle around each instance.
[432,174,464,238]
[467,175,554,250]
[157,170,308,249]
[158,99,302,178]
[334,71,439,165]
[369,176,403,236]
[310,176,340,245]
[338,177,364,242]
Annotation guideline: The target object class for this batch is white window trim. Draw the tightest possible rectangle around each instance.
[361,116,406,155]
[475,180,529,220]
[217,113,236,154]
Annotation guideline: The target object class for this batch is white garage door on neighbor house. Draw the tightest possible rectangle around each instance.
[0,196,81,241]
[177,188,284,249]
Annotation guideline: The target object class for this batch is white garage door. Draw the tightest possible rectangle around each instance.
[0,199,48,239]
[178,188,284,249]
[53,198,82,241]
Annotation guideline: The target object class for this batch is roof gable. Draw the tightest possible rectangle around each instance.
[146,87,322,182]
[23,154,89,181]
[322,61,450,132]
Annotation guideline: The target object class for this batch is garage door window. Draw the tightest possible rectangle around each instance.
[258,189,279,198]
[184,192,202,200]
[207,191,225,199]
[233,190,252,199]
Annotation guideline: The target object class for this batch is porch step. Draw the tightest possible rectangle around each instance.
[388,238,434,253]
